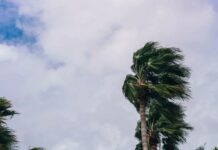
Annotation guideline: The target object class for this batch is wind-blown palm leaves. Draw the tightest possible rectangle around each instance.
[0,97,18,150]
[123,42,190,106]
[135,100,192,150]
[122,42,191,150]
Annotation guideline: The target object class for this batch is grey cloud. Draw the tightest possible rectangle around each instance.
[1,0,218,149]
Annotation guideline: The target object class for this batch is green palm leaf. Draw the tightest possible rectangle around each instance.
[0,97,18,149]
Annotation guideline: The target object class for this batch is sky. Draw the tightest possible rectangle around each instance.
[0,0,218,149]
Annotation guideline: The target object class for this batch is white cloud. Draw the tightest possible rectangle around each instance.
[0,45,18,62]
[1,0,218,149]
[52,140,80,150]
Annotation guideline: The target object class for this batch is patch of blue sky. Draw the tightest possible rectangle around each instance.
[0,0,13,9]
[0,0,37,45]
[208,0,218,11]
[0,0,64,70]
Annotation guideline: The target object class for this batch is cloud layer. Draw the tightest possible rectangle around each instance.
[0,0,218,149]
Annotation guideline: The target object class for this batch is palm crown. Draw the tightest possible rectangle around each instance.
[123,42,190,109]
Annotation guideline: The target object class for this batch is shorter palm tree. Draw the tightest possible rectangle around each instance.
[0,97,18,149]
[135,100,192,150]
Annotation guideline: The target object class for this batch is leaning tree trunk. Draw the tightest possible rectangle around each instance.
[139,100,148,150]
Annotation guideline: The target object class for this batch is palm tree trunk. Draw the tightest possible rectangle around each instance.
[139,100,148,150]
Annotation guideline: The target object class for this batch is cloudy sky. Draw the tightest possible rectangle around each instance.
[0,0,218,149]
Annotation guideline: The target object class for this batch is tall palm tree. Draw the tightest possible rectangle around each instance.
[135,100,192,150]
[122,42,190,150]
[0,97,18,149]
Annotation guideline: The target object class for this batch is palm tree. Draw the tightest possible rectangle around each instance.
[0,97,18,149]
[135,100,192,150]
[123,42,190,150]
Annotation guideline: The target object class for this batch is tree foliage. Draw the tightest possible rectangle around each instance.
[195,144,218,150]
[135,100,192,150]
[123,42,191,149]
[123,42,190,109]
[0,97,18,150]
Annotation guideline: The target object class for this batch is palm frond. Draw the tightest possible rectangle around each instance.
[0,97,18,149]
